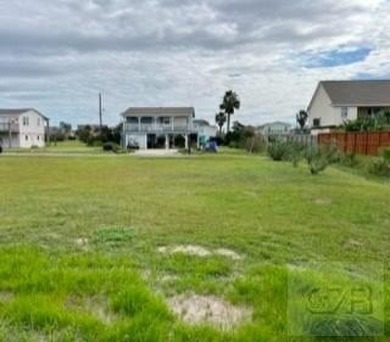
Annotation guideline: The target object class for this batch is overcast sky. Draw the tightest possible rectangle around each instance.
[1,0,389,127]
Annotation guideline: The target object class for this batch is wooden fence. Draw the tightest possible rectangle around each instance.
[318,131,390,156]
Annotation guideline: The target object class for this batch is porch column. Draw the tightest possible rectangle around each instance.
[185,134,189,150]
[165,134,169,149]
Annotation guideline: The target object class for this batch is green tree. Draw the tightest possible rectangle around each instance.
[59,121,72,139]
[296,110,308,131]
[382,110,390,125]
[77,125,92,144]
[220,90,240,133]
[215,111,226,135]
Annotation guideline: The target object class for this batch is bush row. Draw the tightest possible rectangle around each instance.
[267,141,390,177]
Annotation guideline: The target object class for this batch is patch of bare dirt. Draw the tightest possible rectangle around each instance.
[0,291,14,302]
[158,245,243,260]
[343,239,364,249]
[314,198,332,205]
[168,294,252,330]
[158,245,211,257]
[215,248,242,260]
[66,296,116,324]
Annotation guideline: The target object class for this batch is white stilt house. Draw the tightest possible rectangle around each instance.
[121,107,195,149]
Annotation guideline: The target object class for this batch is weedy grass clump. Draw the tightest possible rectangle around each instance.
[0,247,173,341]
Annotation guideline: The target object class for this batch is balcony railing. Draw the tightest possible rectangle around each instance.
[0,123,19,133]
[124,123,194,133]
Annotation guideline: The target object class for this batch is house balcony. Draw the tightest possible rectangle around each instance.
[124,123,195,134]
[0,122,19,133]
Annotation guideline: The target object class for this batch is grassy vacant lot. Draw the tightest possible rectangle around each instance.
[0,152,389,341]
[7,140,102,154]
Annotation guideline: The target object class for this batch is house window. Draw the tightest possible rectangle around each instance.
[313,118,321,128]
[159,117,171,125]
[126,117,138,124]
[23,117,29,126]
[37,135,40,141]
[25,135,28,141]
[140,117,153,124]
[37,117,41,126]
[341,107,348,120]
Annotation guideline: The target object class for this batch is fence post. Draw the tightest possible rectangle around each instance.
[344,133,348,154]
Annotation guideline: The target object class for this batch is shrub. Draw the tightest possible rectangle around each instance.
[305,143,340,175]
[341,153,358,167]
[367,158,390,177]
[289,142,307,167]
[245,134,266,154]
[267,141,292,161]
[342,118,383,132]
[382,148,390,162]
[102,142,121,153]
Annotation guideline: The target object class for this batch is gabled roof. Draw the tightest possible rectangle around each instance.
[318,80,390,106]
[0,108,48,120]
[193,119,210,126]
[121,107,195,117]
[259,121,291,127]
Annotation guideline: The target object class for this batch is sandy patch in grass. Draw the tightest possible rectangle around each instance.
[85,297,117,324]
[0,291,14,302]
[287,263,309,273]
[75,238,89,246]
[215,248,242,260]
[168,294,252,330]
[343,239,363,249]
[66,296,116,324]
[158,245,211,257]
[314,198,332,205]
[158,245,243,260]
[160,274,179,282]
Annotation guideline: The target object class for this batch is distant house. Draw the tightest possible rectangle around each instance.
[0,109,48,148]
[257,121,292,136]
[121,107,195,149]
[193,119,218,146]
[307,80,390,134]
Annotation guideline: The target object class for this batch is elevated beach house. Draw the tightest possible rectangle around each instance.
[121,107,196,149]
[0,108,48,148]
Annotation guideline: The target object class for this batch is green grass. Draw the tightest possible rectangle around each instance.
[0,152,389,341]
[5,140,102,154]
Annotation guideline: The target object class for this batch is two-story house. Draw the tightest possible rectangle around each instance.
[257,121,292,136]
[0,109,48,148]
[308,80,390,134]
[121,107,195,149]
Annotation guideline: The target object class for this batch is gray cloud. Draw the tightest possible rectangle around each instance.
[0,0,389,126]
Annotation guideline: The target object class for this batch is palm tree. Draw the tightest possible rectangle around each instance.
[296,110,308,132]
[215,111,227,135]
[220,90,240,132]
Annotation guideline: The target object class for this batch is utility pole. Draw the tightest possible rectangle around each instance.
[8,118,12,148]
[99,92,103,132]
